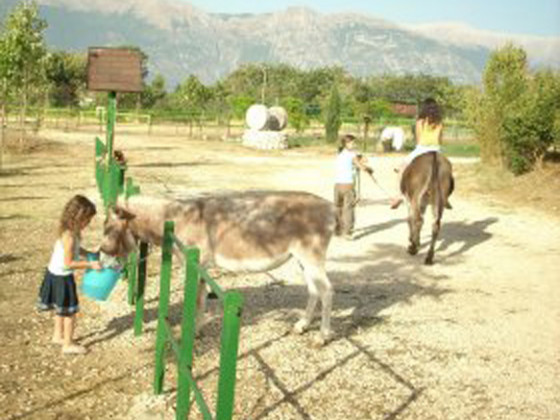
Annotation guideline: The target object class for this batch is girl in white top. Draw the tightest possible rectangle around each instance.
[37,195,102,355]
[334,134,374,240]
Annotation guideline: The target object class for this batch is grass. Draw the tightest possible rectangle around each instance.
[454,160,560,217]
[442,142,480,157]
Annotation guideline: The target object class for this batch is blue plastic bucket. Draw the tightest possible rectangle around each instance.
[82,253,121,301]
[82,268,121,301]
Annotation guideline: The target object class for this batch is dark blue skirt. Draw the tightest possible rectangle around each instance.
[37,270,80,316]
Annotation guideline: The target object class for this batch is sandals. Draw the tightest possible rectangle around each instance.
[62,344,87,355]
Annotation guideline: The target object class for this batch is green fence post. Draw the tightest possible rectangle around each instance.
[216,291,244,420]
[134,241,148,336]
[106,91,116,160]
[176,247,201,419]
[94,137,106,195]
[102,91,119,208]
[154,221,175,395]
[127,251,138,305]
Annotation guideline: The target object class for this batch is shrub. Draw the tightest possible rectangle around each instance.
[324,84,342,143]
[466,44,560,174]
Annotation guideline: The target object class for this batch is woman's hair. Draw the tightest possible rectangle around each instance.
[338,134,356,153]
[58,194,97,236]
[418,98,442,126]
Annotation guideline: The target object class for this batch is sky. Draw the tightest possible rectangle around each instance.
[180,0,560,36]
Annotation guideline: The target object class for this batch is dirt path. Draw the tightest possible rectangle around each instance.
[1,128,559,419]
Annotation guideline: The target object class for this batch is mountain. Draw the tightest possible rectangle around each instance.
[1,0,558,87]
[407,22,560,69]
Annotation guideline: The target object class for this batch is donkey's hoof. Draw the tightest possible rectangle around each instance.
[312,336,327,348]
[293,319,310,335]
[407,245,418,255]
[424,256,434,265]
[316,330,333,346]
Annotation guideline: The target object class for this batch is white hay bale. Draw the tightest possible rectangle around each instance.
[267,106,288,131]
[245,104,269,131]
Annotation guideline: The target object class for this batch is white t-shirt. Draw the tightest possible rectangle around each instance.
[48,236,80,276]
[335,149,356,184]
[381,126,405,151]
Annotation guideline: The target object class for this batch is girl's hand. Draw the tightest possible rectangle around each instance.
[90,261,103,271]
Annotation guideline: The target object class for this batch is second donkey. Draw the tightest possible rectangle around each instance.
[100,190,337,344]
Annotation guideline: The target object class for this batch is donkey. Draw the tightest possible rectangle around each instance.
[400,152,454,265]
[100,191,337,344]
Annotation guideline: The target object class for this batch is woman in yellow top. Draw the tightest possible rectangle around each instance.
[391,98,443,209]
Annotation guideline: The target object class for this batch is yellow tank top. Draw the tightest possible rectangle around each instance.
[417,120,442,147]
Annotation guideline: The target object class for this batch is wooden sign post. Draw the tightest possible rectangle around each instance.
[87,47,142,208]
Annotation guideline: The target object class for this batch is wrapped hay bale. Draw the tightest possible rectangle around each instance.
[245,104,269,131]
[267,106,288,131]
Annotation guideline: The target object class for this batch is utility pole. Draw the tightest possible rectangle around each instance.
[261,65,267,105]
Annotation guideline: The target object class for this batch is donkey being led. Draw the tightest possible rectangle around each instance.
[400,152,454,264]
[100,191,337,344]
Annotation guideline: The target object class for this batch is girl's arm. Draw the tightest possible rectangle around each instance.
[353,154,374,175]
[62,232,101,270]
[415,120,423,145]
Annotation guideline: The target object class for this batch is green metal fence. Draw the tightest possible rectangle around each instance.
[154,221,244,420]
[94,91,243,419]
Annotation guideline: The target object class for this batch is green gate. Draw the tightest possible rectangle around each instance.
[154,221,243,419]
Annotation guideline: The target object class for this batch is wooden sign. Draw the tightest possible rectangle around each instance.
[87,47,143,92]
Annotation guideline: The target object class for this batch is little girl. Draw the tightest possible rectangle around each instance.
[334,134,374,240]
[37,194,102,355]
[390,98,444,209]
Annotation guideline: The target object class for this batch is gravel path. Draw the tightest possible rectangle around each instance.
[1,128,558,419]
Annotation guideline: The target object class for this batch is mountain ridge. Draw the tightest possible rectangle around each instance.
[1,0,558,87]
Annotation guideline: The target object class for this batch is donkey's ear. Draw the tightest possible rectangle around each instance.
[113,206,136,221]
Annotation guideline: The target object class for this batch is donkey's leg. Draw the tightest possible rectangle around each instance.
[293,262,333,345]
[315,267,334,343]
[425,219,440,265]
[194,279,208,336]
[294,253,334,344]
[293,267,319,335]
[407,198,423,255]
[425,203,442,265]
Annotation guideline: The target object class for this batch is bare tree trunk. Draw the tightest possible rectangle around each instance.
[135,95,141,123]
[19,87,27,150]
[0,103,5,172]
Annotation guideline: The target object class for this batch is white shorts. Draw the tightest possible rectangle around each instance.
[405,145,441,165]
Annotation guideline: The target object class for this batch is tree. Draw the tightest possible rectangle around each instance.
[141,73,167,109]
[324,84,342,143]
[207,81,230,123]
[0,36,9,171]
[1,1,48,141]
[282,96,309,133]
[502,69,560,173]
[173,75,213,113]
[45,50,87,107]
[228,95,253,120]
[222,63,267,104]
[466,44,560,174]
